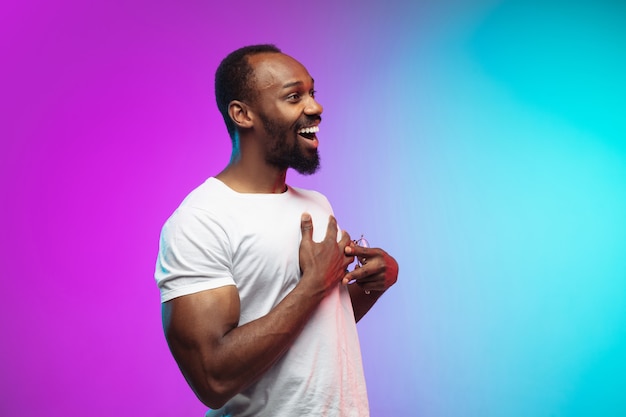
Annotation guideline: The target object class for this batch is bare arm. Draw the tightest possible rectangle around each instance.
[162,214,354,409]
[342,244,399,322]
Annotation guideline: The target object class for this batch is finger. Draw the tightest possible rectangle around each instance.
[338,229,352,246]
[300,213,313,242]
[323,215,338,243]
[353,259,392,291]
[340,231,355,267]
[345,244,372,258]
[352,269,385,291]
[342,270,351,286]
[350,260,384,281]
[342,263,359,285]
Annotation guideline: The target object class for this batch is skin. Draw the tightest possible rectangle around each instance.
[162,52,399,409]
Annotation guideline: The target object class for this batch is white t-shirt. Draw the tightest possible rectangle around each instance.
[155,177,369,417]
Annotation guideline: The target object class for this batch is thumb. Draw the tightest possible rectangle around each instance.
[301,213,313,242]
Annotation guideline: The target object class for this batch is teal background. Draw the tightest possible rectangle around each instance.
[1,0,625,415]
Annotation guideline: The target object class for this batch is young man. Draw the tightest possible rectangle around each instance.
[155,44,399,417]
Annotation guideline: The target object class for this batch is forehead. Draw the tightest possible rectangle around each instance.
[248,52,313,91]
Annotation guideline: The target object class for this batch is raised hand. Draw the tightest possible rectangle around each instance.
[299,213,354,296]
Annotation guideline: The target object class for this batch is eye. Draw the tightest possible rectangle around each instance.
[310,89,317,98]
[287,93,301,102]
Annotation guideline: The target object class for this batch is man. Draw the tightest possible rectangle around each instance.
[155,44,399,417]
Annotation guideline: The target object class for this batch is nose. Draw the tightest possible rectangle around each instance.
[304,96,323,116]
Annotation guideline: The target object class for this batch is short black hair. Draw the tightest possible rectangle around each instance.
[214,44,282,139]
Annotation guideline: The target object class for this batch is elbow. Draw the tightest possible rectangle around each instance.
[193,376,238,410]
[199,393,229,411]
[174,354,241,409]
[200,396,228,411]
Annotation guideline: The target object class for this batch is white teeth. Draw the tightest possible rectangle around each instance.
[298,126,319,134]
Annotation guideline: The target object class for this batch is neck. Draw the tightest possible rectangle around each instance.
[216,158,288,194]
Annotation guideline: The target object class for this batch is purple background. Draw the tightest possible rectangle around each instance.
[2,1,626,416]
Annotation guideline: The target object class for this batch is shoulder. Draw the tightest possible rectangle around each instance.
[178,177,231,210]
[288,185,331,206]
[160,178,236,237]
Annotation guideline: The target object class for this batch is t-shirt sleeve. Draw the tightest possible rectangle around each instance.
[155,207,235,303]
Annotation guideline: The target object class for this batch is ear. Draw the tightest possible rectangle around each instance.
[228,100,254,130]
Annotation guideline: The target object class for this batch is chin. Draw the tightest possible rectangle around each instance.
[293,162,320,176]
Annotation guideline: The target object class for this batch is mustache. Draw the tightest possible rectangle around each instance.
[295,115,322,129]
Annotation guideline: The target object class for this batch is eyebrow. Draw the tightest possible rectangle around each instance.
[281,78,315,89]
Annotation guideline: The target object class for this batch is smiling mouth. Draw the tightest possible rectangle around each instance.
[297,125,319,140]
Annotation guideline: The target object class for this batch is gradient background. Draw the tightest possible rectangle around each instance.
[2,0,625,416]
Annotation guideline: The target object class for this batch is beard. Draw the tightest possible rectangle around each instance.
[260,114,320,175]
